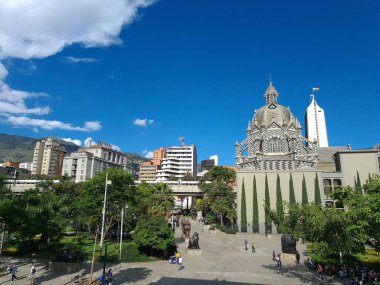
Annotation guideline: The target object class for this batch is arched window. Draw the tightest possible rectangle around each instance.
[268,138,281,153]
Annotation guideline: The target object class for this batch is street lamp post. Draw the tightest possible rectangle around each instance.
[100,172,112,250]
[119,204,128,262]
[0,218,4,255]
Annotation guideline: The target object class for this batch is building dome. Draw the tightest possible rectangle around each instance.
[251,81,294,128]
[253,103,292,127]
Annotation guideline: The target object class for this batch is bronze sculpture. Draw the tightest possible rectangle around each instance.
[181,219,191,238]
[188,232,200,249]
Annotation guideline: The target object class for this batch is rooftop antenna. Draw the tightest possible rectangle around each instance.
[178,137,185,146]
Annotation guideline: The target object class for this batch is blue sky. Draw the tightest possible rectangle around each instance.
[0,0,379,165]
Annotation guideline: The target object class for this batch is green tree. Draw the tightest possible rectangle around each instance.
[240,179,247,232]
[183,172,194,181]
[289,173,296,205]
[264,174,272,234]
[133,216,174,257]
[314,173,322,205]
[74,168,135,236]
[276,174,284,222]
[252,175,259,233]
[199,166,236,226]
[301,174,308,205]
[148,183,175,218]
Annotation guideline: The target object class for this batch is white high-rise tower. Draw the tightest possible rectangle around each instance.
[305,92,329,147]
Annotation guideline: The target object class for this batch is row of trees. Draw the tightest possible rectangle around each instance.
[270,174,380,264]
[0,169,175,257]
[240,173,322,233]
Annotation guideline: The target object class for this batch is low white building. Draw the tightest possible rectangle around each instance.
[62,145,129,182]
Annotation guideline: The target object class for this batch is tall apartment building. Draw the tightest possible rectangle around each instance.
[156,145,197,181]
[32,138,66,176]
[139,147,166,182]
[62,145,128,182]
[139,161,159,182]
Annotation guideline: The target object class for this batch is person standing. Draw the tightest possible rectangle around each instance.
[295,251,300,265]
[251,242,256,253]
[244,239,248,251]
[107,268,113,285]
[272,249,276,261]
[317,264,324,280]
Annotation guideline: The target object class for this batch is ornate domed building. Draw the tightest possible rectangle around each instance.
[235,81,318,170]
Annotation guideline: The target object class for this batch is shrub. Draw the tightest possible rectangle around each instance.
[215,224,238,234]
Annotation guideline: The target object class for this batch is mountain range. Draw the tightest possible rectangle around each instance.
[0,133,148,172]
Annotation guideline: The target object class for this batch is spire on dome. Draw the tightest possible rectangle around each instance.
[264,78,278,104]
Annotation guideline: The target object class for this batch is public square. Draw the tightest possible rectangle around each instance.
[0,220,350,285]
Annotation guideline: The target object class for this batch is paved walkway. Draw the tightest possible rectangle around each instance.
[0,220,349,285]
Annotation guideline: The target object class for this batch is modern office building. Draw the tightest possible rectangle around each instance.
[62,144,128,182]
[156,145,197,181]
[201,159,215,171]
[32,138,66,176]
[305,94,329,147]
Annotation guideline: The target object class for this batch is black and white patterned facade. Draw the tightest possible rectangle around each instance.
[235,82,318,170]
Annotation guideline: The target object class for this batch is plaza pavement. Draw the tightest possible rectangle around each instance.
[0,220,350,285]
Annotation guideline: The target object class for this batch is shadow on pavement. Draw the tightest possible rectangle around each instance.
[115,267,152,283]
[149,277,270,285]
[261,264,348,284]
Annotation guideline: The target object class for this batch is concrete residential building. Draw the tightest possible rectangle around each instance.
[62,144,128,182]
[139,161,159,182]
[152,147,167,166]
[32,138,66,176]
[305,94,329,147]
[156,145,197,181]
[19,162,33,171]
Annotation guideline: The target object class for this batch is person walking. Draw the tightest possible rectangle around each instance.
[177,256,184,270]
[251,242,256,253]
[272,249,276,261]
[244,239,248,251]
[11,264,18,282]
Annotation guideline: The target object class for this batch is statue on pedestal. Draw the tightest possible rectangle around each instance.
[188,232,200,249]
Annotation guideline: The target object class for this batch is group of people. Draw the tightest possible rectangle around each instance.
[244,239,256,253]
[271,250,282,269]
[169,251,184,270]
[99,268,113,285]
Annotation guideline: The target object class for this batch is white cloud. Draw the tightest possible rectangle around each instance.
[84,121,102,131]
[0,63,50,115]
[111,144,121,151]
[144,151,154,159]
[84,137,95,147]
[142,149,148,154]
[62,138,82,146]
[3,115,102,132]
[65,56,98,63]
[0,0,156,60]
[133,118,154,127]
[0,0,156,132]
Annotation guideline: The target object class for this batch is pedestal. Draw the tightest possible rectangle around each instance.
[184,237,190,243]
[280,253,296,264]
[186,248,203,255]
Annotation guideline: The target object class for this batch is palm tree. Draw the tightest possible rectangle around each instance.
[148,183,175,218]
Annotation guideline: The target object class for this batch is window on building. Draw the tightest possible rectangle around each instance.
[323,179,332,195]
[333,179,342,190]
[268,138,281,153]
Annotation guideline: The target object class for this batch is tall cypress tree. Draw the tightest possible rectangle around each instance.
[356,170,362,192]
[289,173,296,205]
[252,175,259,233]
[241,179,247,232]
[314,173,322,205]
[264,174,272,234]
[276,174,284,220]
[302,174,308,205]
